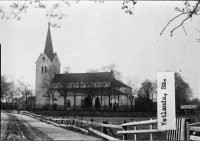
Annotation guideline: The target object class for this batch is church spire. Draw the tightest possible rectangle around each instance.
[44,22,54,61]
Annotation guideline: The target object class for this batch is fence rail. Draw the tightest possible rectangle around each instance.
[20,111,198,141]
[187,122,200,141]
[120,119,157,126]
[88,127,119,140]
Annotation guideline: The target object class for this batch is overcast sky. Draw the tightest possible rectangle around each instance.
[1,1,199,98]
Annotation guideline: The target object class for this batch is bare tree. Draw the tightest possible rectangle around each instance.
[55,76,71,111]
[175,72,193,112]
[72,81,79,111]
[40,73,52,110]
[136,79,156,111]
[121,0,200,40]
[101,63,123,110]
[62,66,72,74]
[17,77,33,110]
[126,75,139,111]
[101,63,123,81]
[1,75,12,102]
[0,0,69,28]
[103,75,113,110]
[87,69,99,73]
[1,0,199,39]
[86,73,99,111]
[160,0,200,38]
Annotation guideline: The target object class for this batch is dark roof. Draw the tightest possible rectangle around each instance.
[52,71,131,88]
[112,79,131,88]
[44,22,55,62]
[52,72,113,83]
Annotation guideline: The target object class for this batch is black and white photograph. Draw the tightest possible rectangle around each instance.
[1,0,200,140]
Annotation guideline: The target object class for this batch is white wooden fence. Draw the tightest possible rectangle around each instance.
[187,122,200,141]
[20,111,199,141]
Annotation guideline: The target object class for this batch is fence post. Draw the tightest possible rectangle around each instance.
[123,120,127,140]
[81,118,83,128]
[150,118,153,141]
[134,121,137,141]
[89,119,93,134]
[76,118,78,127]
[61,117,64,124]
[102,121,107,139]
[67,117,69,125]
[102,121,107,135]
[186,122,190,141]
[73,117,75,125]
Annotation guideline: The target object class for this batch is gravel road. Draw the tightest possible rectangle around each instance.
[1,113,53,140]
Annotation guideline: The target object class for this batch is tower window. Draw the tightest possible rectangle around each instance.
[41,65,47,73]
[43,57,45,61]
[45,66,47,73]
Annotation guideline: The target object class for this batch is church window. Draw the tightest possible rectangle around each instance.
[67,99,71,107]
[43,57,45,61]
[41,65,47,73]
[55,58,57,61]
[45,66,47,73]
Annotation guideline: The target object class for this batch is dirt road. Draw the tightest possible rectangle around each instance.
[1,112,100,140]
[1,112,53,140]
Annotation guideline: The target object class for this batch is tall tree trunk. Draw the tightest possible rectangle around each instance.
[130,99,133,111]
[52,92,54,111]
[64,96,67,111]
[51,84,54,111]
[91,93,93,112]
[108,86,111,110]
[26,93,27,110]
[118,95,120,110]
[100,88,103,110]
[73,88,76,111]
[49,93,51,110]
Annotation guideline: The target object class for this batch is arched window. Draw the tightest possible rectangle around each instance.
[41,65,48,73]
[45,66,47,73]
[67,99,71,108]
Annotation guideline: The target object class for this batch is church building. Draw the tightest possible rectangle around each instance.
[35,23,133,110]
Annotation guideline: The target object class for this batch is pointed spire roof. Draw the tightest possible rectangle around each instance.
[44,22,55,62]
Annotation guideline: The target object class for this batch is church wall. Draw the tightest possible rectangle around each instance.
[35,53,52,105]
[44,91,134,110]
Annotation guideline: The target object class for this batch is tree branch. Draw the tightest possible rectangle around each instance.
[160,0,200,37]
[160,12,189,36]
[170,16,190,36]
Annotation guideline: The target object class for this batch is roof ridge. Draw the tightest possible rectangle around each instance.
[59,72,111,74]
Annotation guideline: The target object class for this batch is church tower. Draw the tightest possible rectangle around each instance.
[35,23,61,106]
